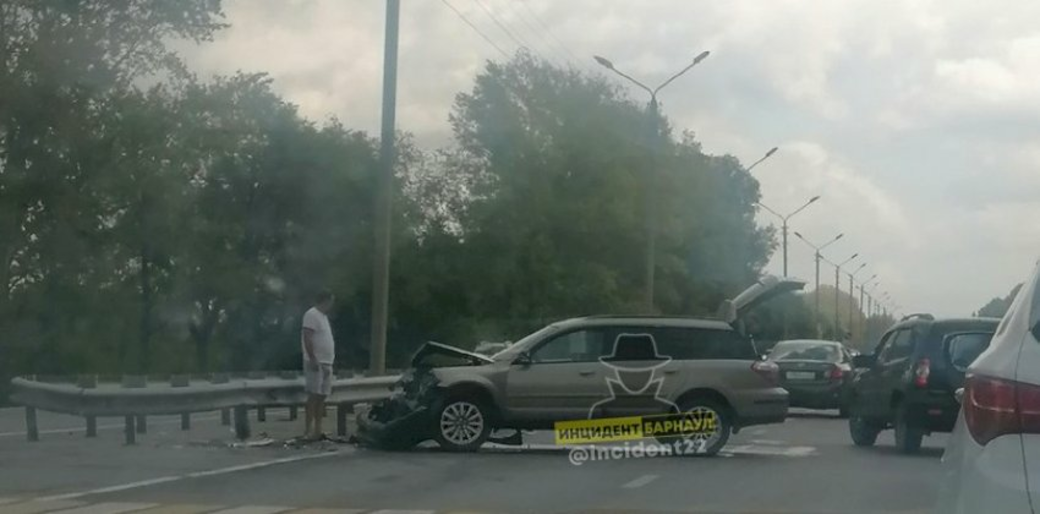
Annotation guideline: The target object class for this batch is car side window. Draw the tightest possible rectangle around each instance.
[881,330,914,364]
[651,327,755,360]
[530,329,608,363]
[873,332,894,359]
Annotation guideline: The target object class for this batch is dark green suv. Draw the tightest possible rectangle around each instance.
[847,313,999,454]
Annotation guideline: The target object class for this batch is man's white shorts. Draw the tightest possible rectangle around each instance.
[304,362,333,396]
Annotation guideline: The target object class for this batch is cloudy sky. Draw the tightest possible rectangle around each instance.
[180,0,1040,317]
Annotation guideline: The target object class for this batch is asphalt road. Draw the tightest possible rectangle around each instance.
[0,407,947,514]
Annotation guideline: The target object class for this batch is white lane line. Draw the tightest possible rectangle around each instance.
[207,507,292,514]
[0,500,87,514]
[0,414,222,438]
[37,452,342,502]
[46,502,158,513]
[368,511,437,514]
[622,474,659,489]
[0,497,23,504]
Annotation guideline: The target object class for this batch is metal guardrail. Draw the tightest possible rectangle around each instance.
[9,372,401,444]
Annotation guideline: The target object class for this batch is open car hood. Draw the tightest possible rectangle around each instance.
[717,275,807,325]
[410,341,494,368]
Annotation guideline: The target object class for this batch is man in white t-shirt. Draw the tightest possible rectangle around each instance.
[301,289,335,439]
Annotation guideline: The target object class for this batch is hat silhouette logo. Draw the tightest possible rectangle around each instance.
[599,333,672,372]
[588,333,679,418]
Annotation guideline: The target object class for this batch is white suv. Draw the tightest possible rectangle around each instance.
[935,260,1040,513]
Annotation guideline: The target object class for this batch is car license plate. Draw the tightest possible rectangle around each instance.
[786,371,815,380]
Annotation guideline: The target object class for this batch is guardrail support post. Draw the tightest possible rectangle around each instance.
[136,415,147,434]
[257,406,266,422]
[337,403,348,437]
[289,406,298,420]
[25,407,38,442]
[181,413,190,430]
[124,416,136,445]
[221,408,231,426]
[233,406,250,440]
[86,416,97,437]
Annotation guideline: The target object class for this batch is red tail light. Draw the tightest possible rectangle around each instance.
[963,374,1040,446]
[752,360,779,386]
[914,358,930,388]
[829,365,845,381]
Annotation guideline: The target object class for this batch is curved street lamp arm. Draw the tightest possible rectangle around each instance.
[786,195,821,221]
[608,67,653,97]
[756,202,784,221]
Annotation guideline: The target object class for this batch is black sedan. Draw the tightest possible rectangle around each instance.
[769,339,855,417]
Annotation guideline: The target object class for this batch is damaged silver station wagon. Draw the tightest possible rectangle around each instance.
[358,275,804,456]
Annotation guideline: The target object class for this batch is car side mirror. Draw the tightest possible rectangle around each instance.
[852,354,876,369]
[513,351,532,367]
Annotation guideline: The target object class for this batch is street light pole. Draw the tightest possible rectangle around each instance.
[848,264,867,335]
[595,51,710,312]
[794,231,843,337]
[758,195,821,277]
[369,0,400,375]
[831,253,859,338]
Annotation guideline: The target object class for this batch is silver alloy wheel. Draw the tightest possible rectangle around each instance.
[681,406,722,453]
[439,401,485,446]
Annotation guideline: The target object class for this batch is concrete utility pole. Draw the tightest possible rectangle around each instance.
[369,0,400,375]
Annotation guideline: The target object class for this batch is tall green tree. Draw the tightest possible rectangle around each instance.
[0,0,225,380]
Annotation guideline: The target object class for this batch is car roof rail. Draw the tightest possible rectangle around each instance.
[900,313,935,322]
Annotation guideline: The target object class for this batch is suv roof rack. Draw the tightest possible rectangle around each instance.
[582,314,697,319]
[900,313,935,322]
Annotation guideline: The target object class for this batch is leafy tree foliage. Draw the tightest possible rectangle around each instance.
[1,9,782,396]
[976,283,1022,319]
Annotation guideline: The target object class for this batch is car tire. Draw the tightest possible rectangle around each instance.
[433,397,491,452]
[894,403,923,454]
[659,398,732,457]
[848,401,880,447]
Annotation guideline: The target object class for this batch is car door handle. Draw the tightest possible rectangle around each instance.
[663,369,678,375]
[578,370,596,376]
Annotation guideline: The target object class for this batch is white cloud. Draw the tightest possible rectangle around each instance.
[175,0,1040,317]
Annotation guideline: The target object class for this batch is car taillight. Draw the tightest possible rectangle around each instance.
[829,365,844,381]
[914,358,930,388]
[752,360,779,386]
[963,374,1040,446]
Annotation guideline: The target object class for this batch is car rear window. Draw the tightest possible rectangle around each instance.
[770,342,841,362]
[651,327,756,361]
[945,332,995,371]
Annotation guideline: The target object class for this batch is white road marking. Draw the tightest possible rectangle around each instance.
[368,511,437,514]
[207,507,292,514]
[750,439,786,445]
[622,474,659,489]
[0,500,88,514]
[37,452,342,502]
[0,497,23,504]
[0,414,221,438]
[46,502,158,513]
